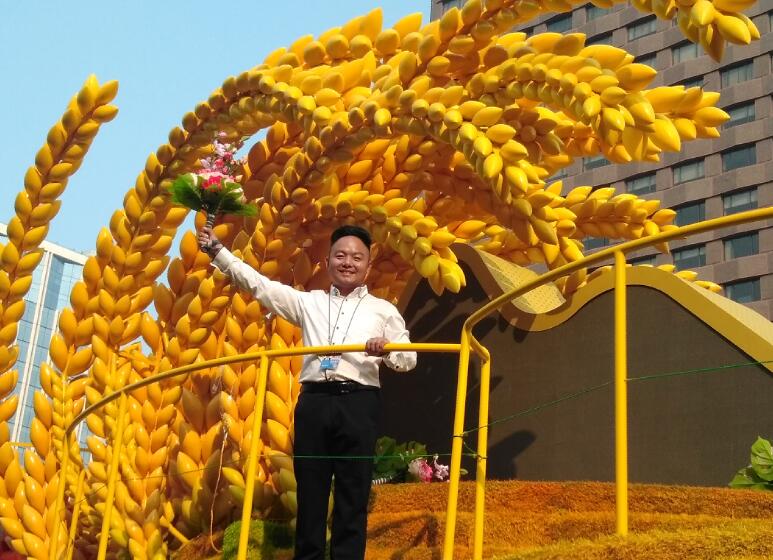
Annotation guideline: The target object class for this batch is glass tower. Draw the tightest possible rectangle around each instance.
[0,223,87,444]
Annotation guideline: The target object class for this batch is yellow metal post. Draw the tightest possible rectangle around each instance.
[443,329,472,560]
[65,469,87,560]
[614,250,629,536]
[97,392,129,560]
[237,355,271,560]
[49,206,773,559]
[473,353,491,560]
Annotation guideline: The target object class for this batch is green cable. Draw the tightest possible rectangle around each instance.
[457,358,773,438]
[460,379,613,436]
[628,358,773,382]
[66,359,773,508]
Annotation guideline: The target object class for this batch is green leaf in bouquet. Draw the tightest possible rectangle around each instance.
[378,456,404,475]
[373,437,401,475]
[219,195,258,217]
[168,174,203,211]
[375,437,396,457]
[199,187,224,209]
[730,465,771,490]
[373,436,395,476]
[750,436,773,481]
[404,441,427,461]
[222,180,244,194]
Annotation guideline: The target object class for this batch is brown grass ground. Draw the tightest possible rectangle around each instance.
[174,480,773,559]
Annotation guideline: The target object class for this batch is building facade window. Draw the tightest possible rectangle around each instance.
[626,173,656,194]
[679,76,704,89]
[627,16,657,40]
[724,102,755,127]
[0,235,90,446]
[637,52,656,67]
[722,144,756,171]
[584,155,608,170]
[586,3,610,21]
[630,254,656,266]
[672,41,699,63]
[672,245,706,270]
[440,0,465,12]
[725,278,761,303]
[546,13,573,33]
[586,31,613,46]
[673,159,704,184]
[723,188,758,215]
[720,61,754,88]
[724,232,759,259]
[584,237,609,250]
[551,167,569,180]
[674,200,705,226]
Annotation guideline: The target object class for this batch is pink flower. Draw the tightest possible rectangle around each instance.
[408,458,433,483]
[195,134,245,185]
[198,172,227,191]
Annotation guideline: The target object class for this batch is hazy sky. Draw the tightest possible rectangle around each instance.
[0,1,430,253]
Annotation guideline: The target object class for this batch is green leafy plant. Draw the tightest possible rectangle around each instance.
[167,134,256,244]
[372,436,453,483]
[373,437,427,482]
[730,436,773,490]
[168,172,256,220]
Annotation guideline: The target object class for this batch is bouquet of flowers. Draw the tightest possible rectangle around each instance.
[168,133,256,251]
[407,455,450,483]
[372,437,450,484]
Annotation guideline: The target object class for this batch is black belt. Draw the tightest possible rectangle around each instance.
[301,381,379,395]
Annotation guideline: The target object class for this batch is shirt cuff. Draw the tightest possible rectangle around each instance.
[385,352,416,372]
[211,247,236,270]
[387,353,401,371]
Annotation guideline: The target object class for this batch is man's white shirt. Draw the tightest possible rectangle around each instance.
[212,248,417,386]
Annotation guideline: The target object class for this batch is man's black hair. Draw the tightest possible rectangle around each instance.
[330,225,371,250]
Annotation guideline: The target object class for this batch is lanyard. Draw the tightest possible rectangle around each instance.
[327,288,366,347]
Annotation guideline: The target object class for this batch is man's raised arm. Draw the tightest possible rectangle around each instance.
[199,227,303,325]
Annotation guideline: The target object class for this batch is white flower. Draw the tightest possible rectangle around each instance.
[432,455,449,481]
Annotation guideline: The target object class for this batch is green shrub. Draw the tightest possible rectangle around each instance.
[372,436,429,483]
[221,519,293,560]
[730,436,773,490]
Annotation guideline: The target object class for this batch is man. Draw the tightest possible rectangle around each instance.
[198,224,417,560]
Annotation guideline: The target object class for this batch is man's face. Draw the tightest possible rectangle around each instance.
[327,235,370,294]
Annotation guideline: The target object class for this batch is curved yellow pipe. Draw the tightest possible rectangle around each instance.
[55,343,461,559]
[442,206,773,560]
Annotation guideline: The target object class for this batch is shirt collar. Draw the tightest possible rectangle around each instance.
[330,284,368,298]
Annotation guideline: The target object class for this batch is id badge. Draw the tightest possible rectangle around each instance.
[319,356,340,372]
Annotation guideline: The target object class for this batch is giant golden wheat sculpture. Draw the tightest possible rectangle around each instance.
[0,0,762,557]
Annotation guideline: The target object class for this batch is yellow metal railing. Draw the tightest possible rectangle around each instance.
[440,206,773,560]
[49,205,772,560]
[52,343,461,560]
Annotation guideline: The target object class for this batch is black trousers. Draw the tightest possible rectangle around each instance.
[293,384,380,560]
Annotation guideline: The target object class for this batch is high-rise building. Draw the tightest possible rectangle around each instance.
[0,223,87,443]
[430,1,772,319]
